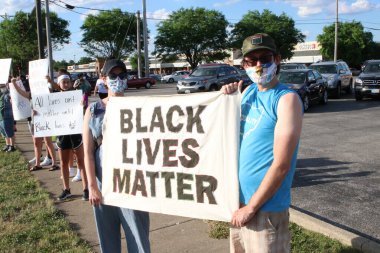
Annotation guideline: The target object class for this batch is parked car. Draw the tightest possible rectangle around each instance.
[309,60,352,98]
[278,69,328,111]
[127,76,156,89]
[177,64,241,94]
[161,71,190,83]
[149,74,162,82]
[280,63,308,70]
[354,59,380,101]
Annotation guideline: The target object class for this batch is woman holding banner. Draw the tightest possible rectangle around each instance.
[82,59,150,253]
[54,74,89,201]
[10,78,58,171]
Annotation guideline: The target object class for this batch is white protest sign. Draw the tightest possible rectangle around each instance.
[0,58,12,84]
[32,90,83,137]
[102,92,241,222]
[9,80,32,120]
[28,59,50,95]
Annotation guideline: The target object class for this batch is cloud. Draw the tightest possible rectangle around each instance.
[80,10,99,21]
[286,0,378,17]
[148,9,171,21]
[340,0,372,14]
[2,0,33,15]
[213,0,241,8]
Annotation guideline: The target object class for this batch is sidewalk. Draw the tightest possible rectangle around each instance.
[15,120,229,253]
[15,119,380,253]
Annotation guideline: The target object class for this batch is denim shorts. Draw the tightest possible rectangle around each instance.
[0,118,15,138]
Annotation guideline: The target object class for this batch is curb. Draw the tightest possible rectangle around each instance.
[290,208,380,253]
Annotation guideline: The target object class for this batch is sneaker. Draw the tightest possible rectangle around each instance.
[29,155,44,164]
[82,189,89,201]
[69,167,76,178]
[40,156,52,166]
[72,171,82,182]
[6,146,16,152]
[57,189,71,201]
[2,145,9,152]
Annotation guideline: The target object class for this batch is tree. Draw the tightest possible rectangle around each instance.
[80,9,143,59]
[230,10,305,61]
[317,21,374,67]
[154,8,230,69]
[0,10,70,74]
[77,57,94,65]
[129,53,145,71]
[53,59,68,71]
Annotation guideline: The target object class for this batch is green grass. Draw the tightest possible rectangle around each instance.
[207,220,361,253]
[0,143,93,253]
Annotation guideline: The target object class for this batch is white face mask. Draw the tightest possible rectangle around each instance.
[246,63,277,87]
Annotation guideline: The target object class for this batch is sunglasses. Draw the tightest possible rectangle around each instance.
[108,72,128,80]
[242,54,274,67]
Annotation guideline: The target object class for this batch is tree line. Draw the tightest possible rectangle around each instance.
[1,7,379,74]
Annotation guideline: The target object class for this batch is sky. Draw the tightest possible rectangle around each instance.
[2,0,380,62]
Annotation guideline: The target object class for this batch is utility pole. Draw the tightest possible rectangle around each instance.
[142,0,149,77]
[45,0,54,80]
[136,11,142,78]
[35,0,44,59]
[334,0,338,62]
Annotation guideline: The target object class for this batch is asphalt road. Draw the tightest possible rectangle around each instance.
[121,83,380,243]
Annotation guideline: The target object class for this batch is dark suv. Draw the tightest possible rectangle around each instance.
[309,60,352,98]
[354,60,380,101]
[177,64,241,94]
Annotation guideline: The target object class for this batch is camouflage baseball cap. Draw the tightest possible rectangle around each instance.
[241,33,277,56]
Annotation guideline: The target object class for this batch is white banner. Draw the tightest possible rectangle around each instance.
[9,80,32,120]
[102,92,241,221]
[32,90,83,137]
[28,59,50,95]
[0,58,12,84]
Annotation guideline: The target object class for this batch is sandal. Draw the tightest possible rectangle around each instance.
[49,165,60,171]
[30,165,42,171]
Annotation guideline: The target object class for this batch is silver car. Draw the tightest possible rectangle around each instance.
[161,71,190,83]
[177,64,241,94]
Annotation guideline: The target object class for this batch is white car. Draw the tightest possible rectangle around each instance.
[161,71,190,83]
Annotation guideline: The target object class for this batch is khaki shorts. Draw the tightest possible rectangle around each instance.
[230,209,290,253]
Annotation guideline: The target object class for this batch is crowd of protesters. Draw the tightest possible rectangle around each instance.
[1,32,303,253]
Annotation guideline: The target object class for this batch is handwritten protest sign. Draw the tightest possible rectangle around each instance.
[32,90,83,137]
[0,58,12,84]
[9,80,32,120]
[102,92,241,221]
[28,59,50,95]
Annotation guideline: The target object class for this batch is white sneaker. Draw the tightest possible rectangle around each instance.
[40,156,52,166]
[72,172,82,182]
[29,156,44,164]
[69,167,76,178]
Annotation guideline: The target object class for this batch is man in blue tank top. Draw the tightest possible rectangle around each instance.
[222,33,303,253]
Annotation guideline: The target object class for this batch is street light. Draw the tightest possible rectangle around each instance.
[334,0,338,62]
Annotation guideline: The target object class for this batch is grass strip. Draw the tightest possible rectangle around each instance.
[0,145,93,253]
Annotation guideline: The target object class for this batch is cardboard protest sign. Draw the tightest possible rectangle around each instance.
[102,92,241,221]
[28,59,50,95]
[0,58,12,84]
[32,90,83,137]
[9,80,32,120]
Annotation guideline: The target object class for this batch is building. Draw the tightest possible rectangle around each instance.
[66,41,323,75]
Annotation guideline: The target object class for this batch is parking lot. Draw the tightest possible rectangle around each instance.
[123,83,380,243]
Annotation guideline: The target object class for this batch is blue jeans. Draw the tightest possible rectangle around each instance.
[93,148,150,253]
[93,205,150,253]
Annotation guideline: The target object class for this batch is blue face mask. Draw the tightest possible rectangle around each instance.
[106,77,127,94]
